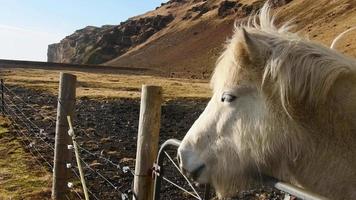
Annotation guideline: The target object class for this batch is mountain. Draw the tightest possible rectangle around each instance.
[47,0,356,78]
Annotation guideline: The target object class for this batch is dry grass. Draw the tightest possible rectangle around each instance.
[0,116,51,200]
[0,68,211,100]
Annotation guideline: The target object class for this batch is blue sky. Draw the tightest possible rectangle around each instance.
[0,0,167,61]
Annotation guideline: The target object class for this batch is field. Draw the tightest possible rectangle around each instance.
[0,68,211,99]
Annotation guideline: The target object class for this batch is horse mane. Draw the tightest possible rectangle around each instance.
[212,3,356,117]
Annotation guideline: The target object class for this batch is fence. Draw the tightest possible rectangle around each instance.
[152,139,211,200]
[0,73,330,200]
[0,74,135,200]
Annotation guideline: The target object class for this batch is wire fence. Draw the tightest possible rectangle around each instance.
[1,82,135,199]
[152,139,212,200]
[0,80,212,200]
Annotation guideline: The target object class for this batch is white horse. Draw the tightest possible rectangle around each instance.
[178,4,356,200]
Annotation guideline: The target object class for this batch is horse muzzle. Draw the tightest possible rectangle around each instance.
[177,146,208,183]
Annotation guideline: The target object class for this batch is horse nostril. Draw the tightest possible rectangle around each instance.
[189,164,206,180]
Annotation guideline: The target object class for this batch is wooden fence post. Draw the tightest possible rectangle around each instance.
[133,85,162,200]
[52,72,77,200]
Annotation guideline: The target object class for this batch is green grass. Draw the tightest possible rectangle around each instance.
[0,117,51,200]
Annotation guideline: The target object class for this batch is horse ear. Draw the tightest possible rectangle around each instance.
[236,28,268,66]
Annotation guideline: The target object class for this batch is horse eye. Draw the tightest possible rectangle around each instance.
[221,93,237,103]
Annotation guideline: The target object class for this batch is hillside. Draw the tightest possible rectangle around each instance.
[48,0,356,78]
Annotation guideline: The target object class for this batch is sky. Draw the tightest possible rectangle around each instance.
[0,0,168,61]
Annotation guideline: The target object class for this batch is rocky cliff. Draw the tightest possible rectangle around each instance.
[48,14,173,64]
[48,0,356,78]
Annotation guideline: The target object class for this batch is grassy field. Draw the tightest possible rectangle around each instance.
[0,68,211,100]
[0,116,51,200]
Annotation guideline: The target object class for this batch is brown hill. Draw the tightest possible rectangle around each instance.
[48,0,356,78]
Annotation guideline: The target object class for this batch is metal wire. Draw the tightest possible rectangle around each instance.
[2,84,56,124]
[72,141,132,198]
[70,168,100,200]
[75,142,132,175]
[75,144,123,194]
[3,100,55,151]
[4,106,55,152]
[72,187,84,200]
[162,176,201,200]
[3,108,53,169]
[8,119,51,172]
[3,94,51,132]
[164,151,202,199]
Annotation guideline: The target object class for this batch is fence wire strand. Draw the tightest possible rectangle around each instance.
[3,94,52,132]
[162,176,201,200]
[3,97,55,151]
[4,106,54,168]
[75,142,134,174]
[70,167,100,200]
[164,151,202,199]
[4,111,52,172]
[73,141,128,196]
[2,84,56,124]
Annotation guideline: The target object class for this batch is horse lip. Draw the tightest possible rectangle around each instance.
[188,164,206,181]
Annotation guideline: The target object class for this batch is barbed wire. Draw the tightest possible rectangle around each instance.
[4,105,55,152]
[5,113,52,172]
[71,187,84,200]
[2,82,134,199]
[163,151,202,200]
[2,84,56,123]
[73,144,130,198]
[162,176,201,200]
[3,98,55,151]
[3,106,53,169]
[75,142,134,175]
[70,167,100,200]
[3,94,52,133]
